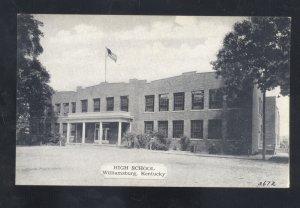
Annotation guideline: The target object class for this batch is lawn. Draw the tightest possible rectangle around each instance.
[15,145,289,187]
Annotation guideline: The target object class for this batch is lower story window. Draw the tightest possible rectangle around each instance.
[158,121,168,137]
[55,123,59,134]
[191,120,203,139]
[208,119,222,139]
[173,120,184,138]
[144,121,154,134]
[62,123,67,137]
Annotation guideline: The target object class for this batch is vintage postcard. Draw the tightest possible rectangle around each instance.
[16,14,290,187]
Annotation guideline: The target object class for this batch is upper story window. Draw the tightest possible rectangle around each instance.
[93,98,100,112]
[209,89,223,109]
[145,95,154,112]
[71,102,76,113]
[191,120,203,139]
[144,121,154,133]
[159,94,169,111]
[208,119,222,139]
[173,120,184,138]
[63,103,69,115]
[120,96,129,112]
[55,103,61,115]
[81,99,88,112]
[173,92,185,111]
[106,97,114,111]
[192,90,204,110]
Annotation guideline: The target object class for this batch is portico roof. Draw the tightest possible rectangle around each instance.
[58,112,133,123]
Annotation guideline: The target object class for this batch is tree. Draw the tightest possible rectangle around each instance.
[17,14,54,139]
[211,17,290,159]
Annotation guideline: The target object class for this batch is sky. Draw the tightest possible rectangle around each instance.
[34,15,289,137]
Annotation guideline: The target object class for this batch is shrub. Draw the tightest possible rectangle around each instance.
[180,135,190,151]
[208,144,220,154]
[135,133,151,149]
[122,132,136,148]
[46,132,61,145]
[148,131,171,151]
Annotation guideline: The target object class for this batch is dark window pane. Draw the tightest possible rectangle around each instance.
[145,95,154,112]
[158,121,168,137]
[55,123,59,134]
[94,98,100,112]
[55,103,61,115]
[71,102,76,113]
[159,94,169,111]
[106,97,114,111]
[208,119,222,139]
[209,89,223,109]
[120,96,129,112]
[81,100,88,112]
[191,120,203,138]
[173,120,184,138]
[63,103,69,115]
[144,121,154,133]
[192,91,204,110]
[174,92,185,111]
[62,123,67,137]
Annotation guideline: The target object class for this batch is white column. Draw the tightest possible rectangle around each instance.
[99,122,103,144]
[66,123,70,143]
[59,122,63,135]
[118,121,122,146]
[82,122,86,144]
[129,121,132,132]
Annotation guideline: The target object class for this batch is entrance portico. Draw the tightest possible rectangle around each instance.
[63,112,133,146]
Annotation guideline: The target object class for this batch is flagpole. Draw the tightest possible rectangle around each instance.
[105,47,107,83]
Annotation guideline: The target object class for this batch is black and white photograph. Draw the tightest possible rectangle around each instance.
[16,14,290,187]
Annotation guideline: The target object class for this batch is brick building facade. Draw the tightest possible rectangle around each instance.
[47,71,264,154]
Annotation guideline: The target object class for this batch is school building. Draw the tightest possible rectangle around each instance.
[45,71,272,155]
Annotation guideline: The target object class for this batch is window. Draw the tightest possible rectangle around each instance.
[71,102,76,113]
[94,98,100,112]
[63,103,69,115]
[159,94,169,111]
[191,120,203,139]
[209,89,223,109]
[106,97,114,111]
[173,92,185,111]
[173,120,184,138]
[55,123,59,134]
[120,96,129,112]
[145,95,154,112]
[62,123,67,137]
[55,103,61,115]
[208,119,222,139]
[192,91,204,110]
[158,121,168,137]
[144,121,154,133]
[81,99,88,112]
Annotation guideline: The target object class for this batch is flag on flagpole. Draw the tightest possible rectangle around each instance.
[106,47,117,62]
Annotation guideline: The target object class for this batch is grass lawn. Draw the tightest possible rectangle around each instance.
[16,145,289,187]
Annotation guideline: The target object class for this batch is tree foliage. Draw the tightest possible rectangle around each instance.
[211,17,290,99]
[17,14,53,125]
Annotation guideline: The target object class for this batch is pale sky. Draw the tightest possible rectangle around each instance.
[34,15,289,137]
